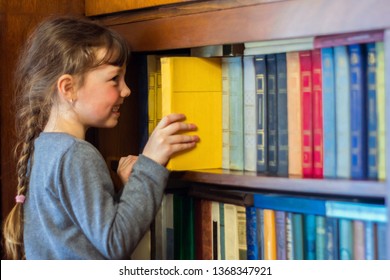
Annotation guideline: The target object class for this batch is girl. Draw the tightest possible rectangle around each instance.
[2,16,199,259]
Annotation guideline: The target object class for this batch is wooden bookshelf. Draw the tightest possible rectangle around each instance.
[93,0,390,258]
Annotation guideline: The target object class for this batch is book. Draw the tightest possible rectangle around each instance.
[266,54,278,175]
[376,42,386,181]
[315,216,326,260]
[353,220,365,259]
[321,47,337,178]
[275,210,287,260]
[246,206,259,260]
[311,49,324,178]
[244,37,314,55]
[174,194,195,260]
[237,206,248,259]
[285,212,294,260]
[276,53,289,177]
[165,193,174,260]
[243,55,257,172]
[325,217,339,260]
[147,55,161,136]
[366,42,378,179]
[219,203,226,260]
[339,219,353,260]
[161,57,222,170]
[304,214,317,260]
[256,208,265,260]
[292,213,304,260]
[364,221,375,260]
[349,44,367,179]
[263,209,277,260]
[224,203,239,259]
[254,55,268,173]
[222,57,230,170]
[334,46,351,179]
[286,52,302,177]
[228,56,244,170]
[211,201,221,259]
[314,30,384,48]
[194,199,212,260]
[325,201,387,223]
[299,51,313,178]
[376,222,387,260]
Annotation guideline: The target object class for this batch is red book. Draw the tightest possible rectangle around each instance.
[311,49,324,178]
[299,51,313,178]
[314,30,383,48]
[195,199,212,260]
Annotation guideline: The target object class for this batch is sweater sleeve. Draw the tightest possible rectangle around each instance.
[59,141,169,259]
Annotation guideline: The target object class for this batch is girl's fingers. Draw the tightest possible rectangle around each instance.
[155,113,186,129]
[164,134,200,145]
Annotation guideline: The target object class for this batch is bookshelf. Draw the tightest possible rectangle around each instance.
[92,0,390,258]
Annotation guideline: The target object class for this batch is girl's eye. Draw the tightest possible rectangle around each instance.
[111,75,120,84]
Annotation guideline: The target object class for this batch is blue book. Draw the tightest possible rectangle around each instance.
[286,212,294,260]
[219,203,226,259]
[266,54,278,175]
[325,201,387,223]
[228,56,244,170]
[325,217,339,260]
[321,48,337,178]
[349,44,367,179]
[366,42,378,179]
[276,53,289,177]
[339,219,353,260]
[364,221,375,260]
[376,222,387,260]
[292,213,304,260]
[334,46,351,179]
[275,210,287,260]
[246,206,259,260]
[256,208,265,259]
[304,214,317,260]
[315,216,326,260]
[254,55,268,173]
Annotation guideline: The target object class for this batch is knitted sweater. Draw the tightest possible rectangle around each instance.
[24,132,169,259]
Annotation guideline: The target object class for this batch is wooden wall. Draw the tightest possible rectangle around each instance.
[0,1,84,256]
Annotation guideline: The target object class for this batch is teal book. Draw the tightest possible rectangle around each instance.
[334,46,351,179]
[292,213,304,260]
[364,221,375,260]
[321,47,337,178]
[304,214,317,260]
[349,44,367,179]
[254,55,268,173]
[286,212,294,260]
[256,208,265,259]
[219,203,226,259]
[315,216,326,260]
[276,53,289,177]
[376,222,387,260]
[366,42,378,179]
[325,217,339,260]
[243,55,257,172]
[228,56,244,170]
[266,54,278,175]
[275,210,287,260]
[246,206,259,260]
[339,219,354,260]
[325,201,387,223]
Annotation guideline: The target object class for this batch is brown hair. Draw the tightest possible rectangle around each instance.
[2,15,129,259]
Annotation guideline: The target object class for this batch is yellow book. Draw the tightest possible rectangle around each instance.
[263,209,277,260]
[286,52,302,177]
[376,42,386,180]
[161,57,222,170]
[147,55,162,136]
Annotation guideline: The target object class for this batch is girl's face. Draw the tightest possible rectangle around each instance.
[73,60,131,129]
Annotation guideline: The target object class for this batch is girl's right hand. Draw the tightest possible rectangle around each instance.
[142,113,199,166]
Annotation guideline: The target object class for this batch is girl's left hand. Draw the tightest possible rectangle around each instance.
[117,155,138,184]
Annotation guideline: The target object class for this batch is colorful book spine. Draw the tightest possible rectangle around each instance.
[315,216,326,260]
[254,55,268,173]
[366,42,379,179]
[311,49,324,178]
[299,51,313,178]
[219,203,226,260]
[325,201,387,223]
[228,57,244,170]
[286,52,302,177]
[256,208,265,260]
[243,56,257,172]
[321,47,337,178]
[286,212,294,259]
[364,221,375,260]
[195,199,212,260]
[304,214,317,260]
[353,220,365,259]
[325,217,339,260]
[376,42,386,180]
[222,58,230,170]
[349,44,367,179]
[334,46,351,178]
[292,213,304,260]
[275,210,287,260]
[246,206,259,260]
[266,54,278,175]
[263,209,277,260]
[376,222,387,260]
[339,219,353,260]
[276,53,289,177]
[237,206,248,260]
[224,203,239,260]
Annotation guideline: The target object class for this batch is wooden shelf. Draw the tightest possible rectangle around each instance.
[169,169,387,199]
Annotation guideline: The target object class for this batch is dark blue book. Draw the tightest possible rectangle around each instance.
[321,48,337,178]
[275,210,287,260]
[304,214,317,260]
[366,42,378,179]
[349,44,367,179]
[266,54,278,175]
[325,217,339,260]
[246,206,259,260]
[276,53,288,177]
[254,55,268,173]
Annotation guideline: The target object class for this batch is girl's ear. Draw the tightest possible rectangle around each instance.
[57,74,76,103]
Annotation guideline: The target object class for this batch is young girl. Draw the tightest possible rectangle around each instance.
[2,16,199,259]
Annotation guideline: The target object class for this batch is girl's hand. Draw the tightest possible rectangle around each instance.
[117,155,138,184]
[142,113,199,166]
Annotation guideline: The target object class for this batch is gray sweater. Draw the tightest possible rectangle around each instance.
[24,132,169,259]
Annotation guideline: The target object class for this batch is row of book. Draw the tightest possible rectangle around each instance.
[140,30,386,181]
[132,191,387,260]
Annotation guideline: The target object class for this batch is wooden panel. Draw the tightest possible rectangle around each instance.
[86,0,196,16]
[107,0,390,51]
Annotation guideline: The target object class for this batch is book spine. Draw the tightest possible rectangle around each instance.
[237,206,248,260]
[286,212,294,259]
[299,51,314,178]
[219,203,226,260]
[229,57,244,170]
[349,44,367,179]
[222,58,230,170]
[263,209,277,260]
[376,222,387,259]
[286,52,302,177]
[311,49,324,178]
[148,73,157,135]
[257,208,265,260]
[364,221,375,260]
[276,53,289,177]
[304,214,317,260]
[243,56,257,172]
[224,203,239,260]
[315,216,326,260]
[353,220,365,259]
[334,46,351,178]
[292,213,304,260]
[246,206,259,260]
[367,42,379,179]
[339,219,353,260]
[376,42,386,180]
[321,48,337,178]
[325,201,387,223]
[325,217,339,260]
[266,54,278,175]
[275,210,287,260]
[254,55,268,173]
